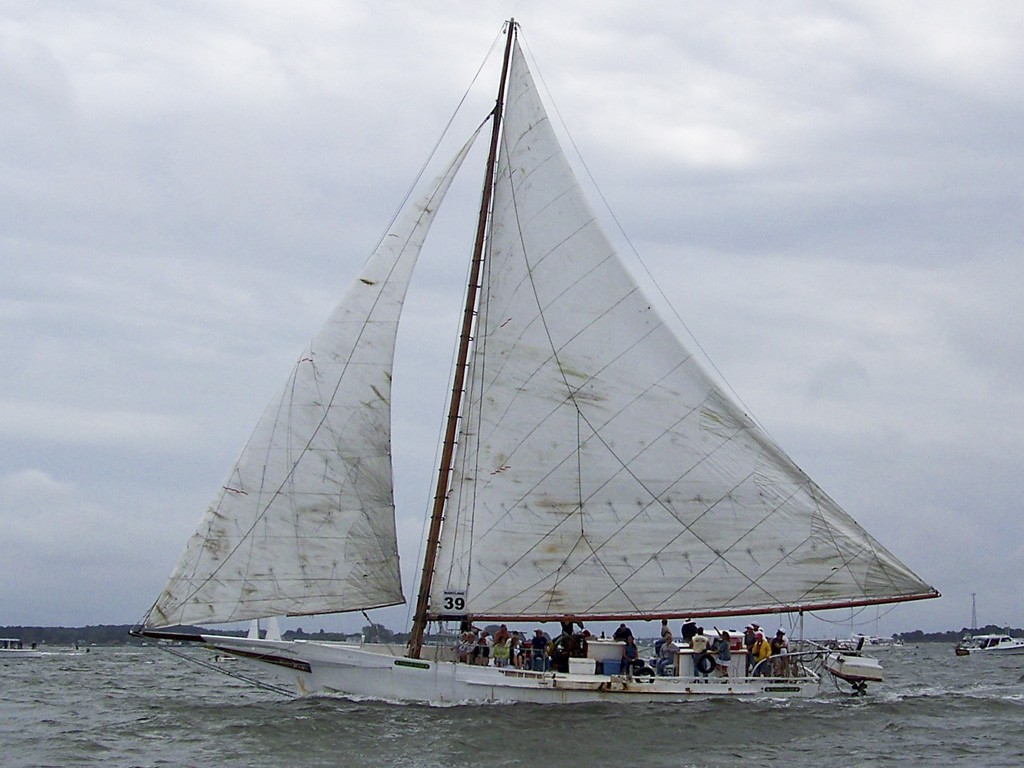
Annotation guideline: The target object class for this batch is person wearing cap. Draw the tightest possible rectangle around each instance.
[771,629,789,676]
[713,630,732,677]
[751,631,772,675]
[680,618,698,645]
[690,627,710,679]
[743,625,757,675]
[530,628,548,671]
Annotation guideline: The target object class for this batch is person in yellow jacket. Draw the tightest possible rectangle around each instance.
[751,632,772,676]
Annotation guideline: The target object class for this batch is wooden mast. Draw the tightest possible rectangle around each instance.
[408,20,517,659]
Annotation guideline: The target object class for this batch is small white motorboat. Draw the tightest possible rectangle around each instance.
[954,633,1024,656]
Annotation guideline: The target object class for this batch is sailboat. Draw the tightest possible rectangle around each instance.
[136,20,938,703]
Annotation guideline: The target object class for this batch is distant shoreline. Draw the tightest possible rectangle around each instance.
[5,624,1020,648]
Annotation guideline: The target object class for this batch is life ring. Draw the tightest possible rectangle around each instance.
[696,653,715,675]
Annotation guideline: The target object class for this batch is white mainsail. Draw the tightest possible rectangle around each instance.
[146,129,481,629]
[428,42,936,621]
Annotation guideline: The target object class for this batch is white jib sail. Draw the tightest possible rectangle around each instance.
[147,128,482,628]
[429,42,935,621]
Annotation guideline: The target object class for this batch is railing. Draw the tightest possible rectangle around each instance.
[446,638,832,684]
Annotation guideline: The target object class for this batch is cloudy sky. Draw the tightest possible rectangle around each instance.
[2,1,1021,638]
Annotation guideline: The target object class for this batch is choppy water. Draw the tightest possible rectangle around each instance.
[3,643,1023,767]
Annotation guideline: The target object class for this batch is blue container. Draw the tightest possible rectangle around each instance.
[602,659,621,676]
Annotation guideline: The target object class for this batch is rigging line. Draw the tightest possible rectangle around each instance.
[361,609,402,657]
[808,605,870,627]
[155,644,293,698]
[810,602,901,629]
[370,30,503,255]
[463,205,500,593]
[441,194,495,601]
[519,36,777,445]
[419,58,525,635]
[428,123,506,605]
[575,411,584,538]
[398,134,493,632]
[411,23,516,649]
[406,179,491,628]
[807,604,894,629]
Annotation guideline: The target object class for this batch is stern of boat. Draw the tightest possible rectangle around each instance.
[821,650,884,695]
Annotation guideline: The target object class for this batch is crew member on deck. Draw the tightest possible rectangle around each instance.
[681,618,698,645]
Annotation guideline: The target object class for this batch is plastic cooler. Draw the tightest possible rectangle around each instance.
[568,658,595,674]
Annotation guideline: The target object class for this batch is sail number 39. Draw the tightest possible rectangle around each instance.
[442,591,467,614]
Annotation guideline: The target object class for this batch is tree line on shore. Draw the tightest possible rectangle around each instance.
[0,622,403,647]
[4,623,1021,647]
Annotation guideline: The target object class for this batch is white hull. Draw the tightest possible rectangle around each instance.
[955,645,1024,656]
[823,652,884,684]
[0,649,46,659]
[203,635,822,703]
[954,634,1024,656]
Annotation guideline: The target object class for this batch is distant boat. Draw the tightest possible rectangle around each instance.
[0,638,45,658]
[835,634,904,651]
[815,633,902,661]
[954,633,1024,656]
[135,19,938,704]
